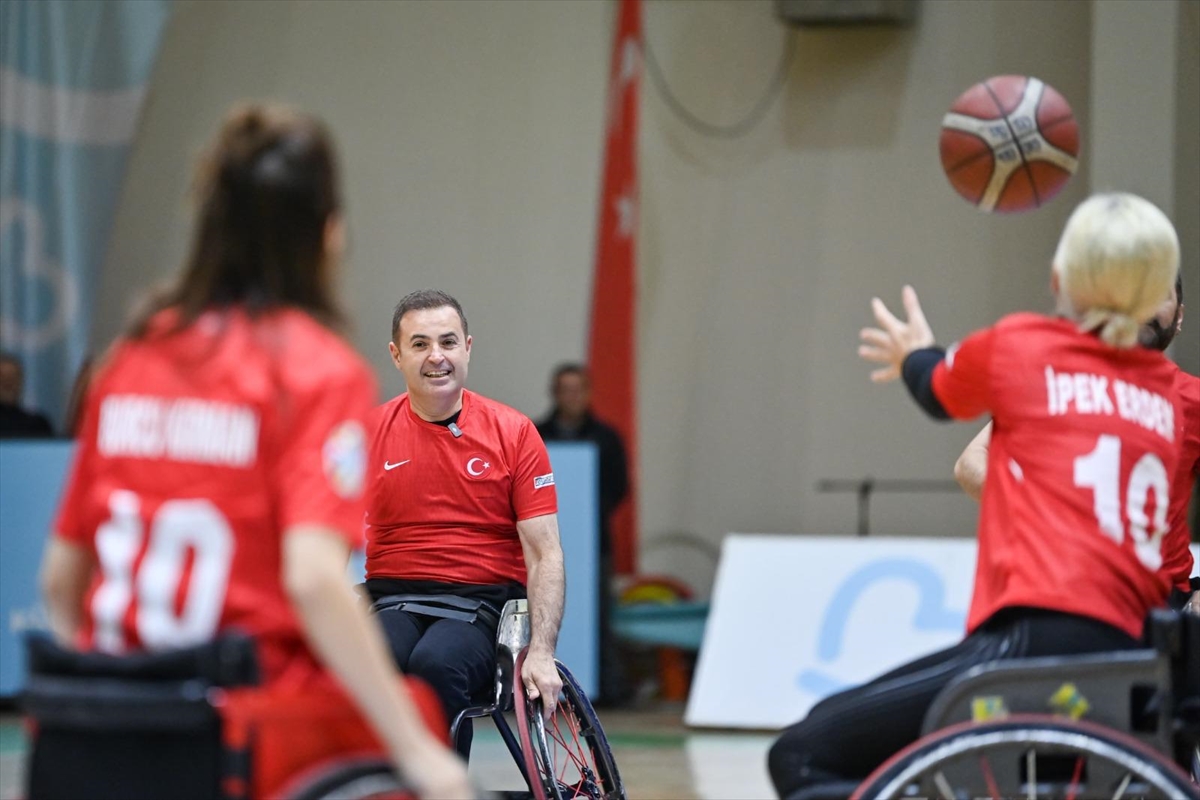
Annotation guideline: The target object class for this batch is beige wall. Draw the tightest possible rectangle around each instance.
[100,0,1198,596]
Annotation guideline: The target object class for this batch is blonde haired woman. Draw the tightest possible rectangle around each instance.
[769,192,1181,799]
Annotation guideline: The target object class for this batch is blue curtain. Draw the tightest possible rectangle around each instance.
[1,0,172,432]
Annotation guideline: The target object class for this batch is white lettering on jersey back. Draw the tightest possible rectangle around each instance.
[99,395,259,467]
[1044,366,1174,443]
[1044,366,1114,417]
[1112,379,1175,442]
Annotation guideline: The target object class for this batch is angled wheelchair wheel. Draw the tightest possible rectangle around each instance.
[851,715,1198,800]
[282,757,414,800]
[513,652,626,800]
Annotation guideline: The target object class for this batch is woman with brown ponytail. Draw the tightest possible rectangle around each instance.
[37,104,474,799]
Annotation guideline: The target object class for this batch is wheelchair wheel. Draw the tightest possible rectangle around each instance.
[852,715,1198,800]
[513,652,626,800]
[282,757,414,800]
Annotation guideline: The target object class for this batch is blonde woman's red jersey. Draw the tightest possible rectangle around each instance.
[932,313,1180,640]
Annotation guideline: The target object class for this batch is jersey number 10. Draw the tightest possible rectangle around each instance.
[92,490,234,652]
[1074,434,1170,571]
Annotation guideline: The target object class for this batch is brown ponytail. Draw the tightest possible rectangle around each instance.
[129,104,344,337]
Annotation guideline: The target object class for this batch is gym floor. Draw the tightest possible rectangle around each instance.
[0,704,777,800]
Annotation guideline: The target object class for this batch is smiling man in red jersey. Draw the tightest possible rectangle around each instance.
[364,289,566,758]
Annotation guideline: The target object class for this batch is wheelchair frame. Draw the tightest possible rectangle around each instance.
[851,609,1200,800]
[449,599,626,800]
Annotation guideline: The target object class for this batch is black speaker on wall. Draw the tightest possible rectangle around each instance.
[775,0,919,27]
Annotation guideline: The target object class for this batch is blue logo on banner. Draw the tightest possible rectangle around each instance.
[796,558,965,696]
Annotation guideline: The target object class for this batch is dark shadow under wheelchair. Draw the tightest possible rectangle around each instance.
[832,609,1200,800]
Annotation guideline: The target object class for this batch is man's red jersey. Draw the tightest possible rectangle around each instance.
[1162,366,1200,591]
[365,389,558,586]
[932,313,1180,639]
[53,308,376,686]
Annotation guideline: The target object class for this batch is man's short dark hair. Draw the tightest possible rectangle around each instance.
[391,289,468,342]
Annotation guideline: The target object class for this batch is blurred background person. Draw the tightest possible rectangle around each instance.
[0,352,55,438]
[537,362,630,706]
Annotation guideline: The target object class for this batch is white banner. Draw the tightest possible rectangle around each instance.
[686,534,977,730]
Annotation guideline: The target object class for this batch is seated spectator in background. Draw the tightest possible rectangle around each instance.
[0,351,54,438]
[536,363,630,705]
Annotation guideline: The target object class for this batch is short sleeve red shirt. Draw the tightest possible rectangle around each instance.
[53,308,377,686]
[931,313,1180,639]
[1161,367,1200,591]
[365,389,558,586]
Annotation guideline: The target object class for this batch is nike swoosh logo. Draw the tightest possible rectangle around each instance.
[384,460,410,471]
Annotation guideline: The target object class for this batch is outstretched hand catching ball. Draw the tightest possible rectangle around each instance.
[858,285,936,383]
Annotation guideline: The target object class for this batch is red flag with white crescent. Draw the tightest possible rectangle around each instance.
[587,0,641,576]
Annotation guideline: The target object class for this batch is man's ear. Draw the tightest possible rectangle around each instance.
[387,341,401,367]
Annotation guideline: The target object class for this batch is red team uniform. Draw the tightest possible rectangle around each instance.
[55,308,376,686]
[50,308,453,794]
[932,313,1181,639]
[1161,367,1200,592]
[365,389,558,588]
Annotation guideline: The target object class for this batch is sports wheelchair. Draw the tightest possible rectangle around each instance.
[849,609,1200,800]
[19,632,447,800]
[449,599,626,800]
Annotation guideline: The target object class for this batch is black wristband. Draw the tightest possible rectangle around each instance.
[901,347,950,420]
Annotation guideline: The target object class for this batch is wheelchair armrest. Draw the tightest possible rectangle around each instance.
[496,599,531,657]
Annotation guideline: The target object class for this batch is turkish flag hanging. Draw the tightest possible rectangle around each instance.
[587,0,642,576]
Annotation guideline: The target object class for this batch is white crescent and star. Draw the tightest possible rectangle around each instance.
[467,457,491,476]
[615,192,636,238]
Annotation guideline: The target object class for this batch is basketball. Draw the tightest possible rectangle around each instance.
[939,75,1079,213]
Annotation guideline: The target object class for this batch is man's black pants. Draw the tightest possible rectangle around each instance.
[375,607,496,760]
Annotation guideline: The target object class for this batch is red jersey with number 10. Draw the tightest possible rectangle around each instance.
[932,313,1180,640]
[53,308,377,687]
[365,389,558,586]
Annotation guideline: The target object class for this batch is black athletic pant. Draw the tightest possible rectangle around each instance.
[767,607,1142,799]
[375,607,496,760]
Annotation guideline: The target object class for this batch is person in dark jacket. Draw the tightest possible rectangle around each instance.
[536,363,630,705]
[0,352,54,438]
